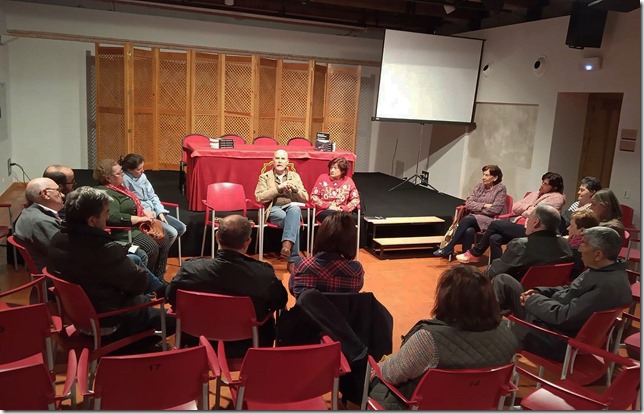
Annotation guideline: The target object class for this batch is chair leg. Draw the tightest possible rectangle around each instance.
[200,222,208,257]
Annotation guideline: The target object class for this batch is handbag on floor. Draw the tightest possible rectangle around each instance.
[440,206,465,248]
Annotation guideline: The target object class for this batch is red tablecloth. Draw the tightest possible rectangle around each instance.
[185,143,356,211]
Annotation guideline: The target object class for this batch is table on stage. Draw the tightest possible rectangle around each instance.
[184,142,357,211]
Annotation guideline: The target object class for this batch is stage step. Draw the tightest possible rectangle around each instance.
[372,236,443,246]
[365,215,446,259]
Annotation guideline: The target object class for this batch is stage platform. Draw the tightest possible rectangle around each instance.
[71,170,464,258]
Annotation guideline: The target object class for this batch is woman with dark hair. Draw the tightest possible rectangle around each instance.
[310,157,360,223]
[457,171,567,263]
[121,153,186,248]
[560,176,602,235]
[590,188,622,223]
[434,165,507,258]
[368,265,518,410]
[288,211,364,298]
[93,158,171,280]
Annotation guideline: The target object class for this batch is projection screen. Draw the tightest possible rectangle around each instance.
[374,30,484,124]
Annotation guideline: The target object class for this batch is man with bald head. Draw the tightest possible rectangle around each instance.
[43,164,76,195]
[255,149,309,272]
[14,177,65,271]
[485,204,573,281]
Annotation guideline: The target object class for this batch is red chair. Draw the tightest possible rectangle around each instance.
[219,336,348,410]
[253,136,279,145]
[0,349,77,410]
[363,355,516,410]
[519,262,574,291]
[507,307,623,387]
[78,336,219,410]
[169,289,272,407]
[180,133,210,195]
[7,235,41,275]
[0,273,47,310]
[221,134,247,146]
[0,301,55,373]
[287,136,311,146]
[518,339,640,410]
[160,200,183,265]
[0,202,18,271]
[200,182,262,258]
[44,269,168,387]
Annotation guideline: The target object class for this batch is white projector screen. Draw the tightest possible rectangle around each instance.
[374,30,484,124]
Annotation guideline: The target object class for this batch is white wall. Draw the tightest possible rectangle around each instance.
[0,0,10,195]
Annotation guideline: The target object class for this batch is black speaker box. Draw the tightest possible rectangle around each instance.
[566,2,608,49]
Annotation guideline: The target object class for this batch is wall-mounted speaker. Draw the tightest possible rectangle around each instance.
[533,56,548,77]
[566,2,608,49]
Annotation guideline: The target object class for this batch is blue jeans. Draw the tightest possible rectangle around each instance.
[161,214,186,247]
[269,204,302,263]
[127,253,164,294]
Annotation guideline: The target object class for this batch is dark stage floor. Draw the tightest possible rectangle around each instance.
[73,170,464,257]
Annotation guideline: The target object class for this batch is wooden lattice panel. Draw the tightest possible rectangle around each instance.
[327,122,355,152]
[97,47,124,108]
[257,118,276,140]
[259,60,277,117]
[312,64,327,119]
[326,70,359,119]
[223,115,251,140]
[194,53,219,111]
[278,120,307,141]
[97,112,126,160]
[133,114,154,161]
[159,115,187,164]
[310,121,324,138]
[133,49,153,109]
[194,115,218,137]
[280,64,309,118]
[159,52,187,112]
[224,57,252,114]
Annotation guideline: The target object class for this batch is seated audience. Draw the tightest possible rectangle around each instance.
[485,204,573,281]
[559,176,601,235]
[289,211,364,298]
[94,158,171,279]
[13,177,64,271]
[493,226,632,361]
[121,153,186,248]
[457,172,566,263]
[590,188,623,224]
[601,218,626,243]
[47,186,173,340]
[368,265,519,410]
[567,209,600,280]
[434,164,507,257]
[255,149,309,272]
[167,215,287,357]
[43,164,76,196]
[310,157,360,223]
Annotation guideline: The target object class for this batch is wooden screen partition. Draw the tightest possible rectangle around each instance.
[96,44,361,169]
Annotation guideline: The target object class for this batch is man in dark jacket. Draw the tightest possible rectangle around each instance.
[168,214,288,356]
[494,226,632,360]
[485,204,572,281]
[47,186,173,340]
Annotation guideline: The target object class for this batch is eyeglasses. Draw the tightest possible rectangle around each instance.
[66,179,76,185]
[43,188,62,194]
[112,171,124,177]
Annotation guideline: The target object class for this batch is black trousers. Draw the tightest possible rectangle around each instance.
[470,220,526,260]
[443,214,480,253]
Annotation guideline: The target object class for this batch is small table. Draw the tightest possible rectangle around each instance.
[364,216,445,258]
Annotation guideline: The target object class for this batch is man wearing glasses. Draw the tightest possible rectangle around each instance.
[43,164,76,195]
[13,177,65,272]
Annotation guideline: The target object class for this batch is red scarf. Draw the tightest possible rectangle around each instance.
[105,183,144,216]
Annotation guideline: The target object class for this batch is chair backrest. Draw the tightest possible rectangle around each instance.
[236,341,342,408]
[91,345,210,410]
[410,362,515,410]
[0,360,56,409]
[205,182,248,214]
[604,363,641,409]
[182,134,210,163]
[221,134,246,145]
[620,204,634,228]
[287,136,311,146]
[502,194,514,216]
[175,290,259,344]
[253,136,279,145]
[7,235,41,274]
[520,262,574,291]
[574,307,623,348]
[0,303,54,370]
[44,269,99,334]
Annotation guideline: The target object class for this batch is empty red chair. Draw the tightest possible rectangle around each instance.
[221,134,247,146]
[519,262,574,291]
[7,235,41,275]
[78,336,219,410]
[219,336,348,410]
[287,136,311,146]
[363,355,516,410]
[253,136,279,145]
[518,338,640,410]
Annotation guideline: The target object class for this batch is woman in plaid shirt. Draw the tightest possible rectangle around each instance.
[289,211,364,298]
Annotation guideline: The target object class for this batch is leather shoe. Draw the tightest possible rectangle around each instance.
[433,248,452,258]
[280,240,293,258]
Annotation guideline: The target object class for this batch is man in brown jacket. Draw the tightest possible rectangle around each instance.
[255,149,309,271]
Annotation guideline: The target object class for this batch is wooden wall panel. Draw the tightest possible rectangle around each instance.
[96,46,126,161]
[157,50,188,169]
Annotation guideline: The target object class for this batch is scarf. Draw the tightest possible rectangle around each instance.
[105,183,144,216]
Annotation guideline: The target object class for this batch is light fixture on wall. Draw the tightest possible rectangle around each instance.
[481,62,493,78]
[224,0,234,5]
[532,56,548,77]
[579,57,602,71]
